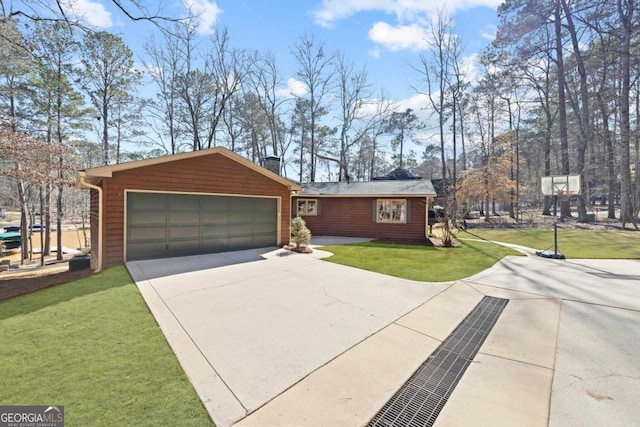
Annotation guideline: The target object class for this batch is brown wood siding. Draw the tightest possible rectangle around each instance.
[294,196,427,240]
[99,154,291,267]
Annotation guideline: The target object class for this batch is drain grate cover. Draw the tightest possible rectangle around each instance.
[368,296,509,427]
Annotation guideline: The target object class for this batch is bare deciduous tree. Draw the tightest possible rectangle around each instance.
[292,33,337,182]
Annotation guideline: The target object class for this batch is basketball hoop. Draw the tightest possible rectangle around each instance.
[539,174,582,260]
[541,174,581,197]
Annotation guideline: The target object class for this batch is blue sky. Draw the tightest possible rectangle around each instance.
[42,0,502,105]
[11,0,503,170]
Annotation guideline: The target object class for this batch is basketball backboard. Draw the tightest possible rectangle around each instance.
[541,174,581,196]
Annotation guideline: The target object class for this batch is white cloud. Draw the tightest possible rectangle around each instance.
[357,97,394,117]
[461,53,481,84]
[313,0,503,26]
[368,21,430,52]
[481,24,497,41]
[182,0,222,35]
[61,0,112,28]
[143,63,162,78]
[288,78,308,97]
[395,93,430,113]
[276,78,308,98]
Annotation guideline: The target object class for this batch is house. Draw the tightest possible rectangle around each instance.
[76,147,301,270]
[292,173,437,241]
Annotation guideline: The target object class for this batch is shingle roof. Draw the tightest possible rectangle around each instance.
[299,179,436,197]
[372,167,422,180]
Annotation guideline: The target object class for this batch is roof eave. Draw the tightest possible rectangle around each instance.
[298,193,436,198]
[76,147,302,191]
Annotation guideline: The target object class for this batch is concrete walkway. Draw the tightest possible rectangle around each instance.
[127,239,640,427]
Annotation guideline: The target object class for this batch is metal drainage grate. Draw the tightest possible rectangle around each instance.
[368,296,509,427]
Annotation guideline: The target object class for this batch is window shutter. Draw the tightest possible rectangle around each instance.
[406,199,412,222]
[372,199,377,222]
[316,199,321,215]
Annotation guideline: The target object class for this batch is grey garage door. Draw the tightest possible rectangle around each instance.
[126,192,278,261]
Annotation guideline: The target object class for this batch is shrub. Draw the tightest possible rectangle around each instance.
[291,216,312,249]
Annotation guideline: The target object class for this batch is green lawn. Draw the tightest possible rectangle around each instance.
[0,267,212,426]
[321,240,521,282]
[460,228,640,259]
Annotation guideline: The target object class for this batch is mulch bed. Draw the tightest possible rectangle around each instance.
[0,266,93,301]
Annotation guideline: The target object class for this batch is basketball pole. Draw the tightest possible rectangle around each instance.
[539,175,579,260]
[553,193,558,257]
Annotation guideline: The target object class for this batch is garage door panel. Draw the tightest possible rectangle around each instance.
[127,192,277,261]
[227,236,254,250]
[228,210,253,224]
[229,198,253,211]
[129,226,166,241]
[169,210,200,224]
[169,195,200,210]
[202,238,228,251]
[228,223,252,236]
[129,193,166,210]
[128,241,167,259]
[202,224,228,238]
[254,198,276,212]
[167,242,201,256]
[168,225,200,239]
[201,211,228,224]
[253,233,276,247]
[253,221,276,234]
[201,196,229,210]
[129,211,166,225]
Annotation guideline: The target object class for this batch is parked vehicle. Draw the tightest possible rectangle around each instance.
[0,231,21,250]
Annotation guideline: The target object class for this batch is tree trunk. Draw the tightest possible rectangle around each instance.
[618,0,637,227]
[561,0,589,222]
[635,79,640,220]
[542,103,553,216]
[18,180,29,263]
[554,1,572,217]
[102,100,109,165]
[43,184,51,256]
[597,93,617,219]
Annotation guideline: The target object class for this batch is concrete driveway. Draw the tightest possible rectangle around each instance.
[465,256,640,427]
[128,241,640,427]
[127,240,450,426]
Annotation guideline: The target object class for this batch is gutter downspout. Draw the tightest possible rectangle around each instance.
[425,196,430,239]
[78,173,103,272]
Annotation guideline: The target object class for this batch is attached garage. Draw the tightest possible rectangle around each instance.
[126,192,278,261]
[77,147,300,270]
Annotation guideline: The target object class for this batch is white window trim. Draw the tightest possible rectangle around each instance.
[376,199,407,224]
[297,198,318,216]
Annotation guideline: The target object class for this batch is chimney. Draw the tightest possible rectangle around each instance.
[263,156,281,175]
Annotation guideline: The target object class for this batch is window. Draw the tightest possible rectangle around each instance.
[297,199,318,216]
[377,199,407,223]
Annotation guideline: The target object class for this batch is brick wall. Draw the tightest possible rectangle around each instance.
[295,196,427,240]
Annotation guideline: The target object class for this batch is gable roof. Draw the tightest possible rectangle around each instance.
[76,146,302,190]
[299,180,436,197]
[372,167,422,181]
